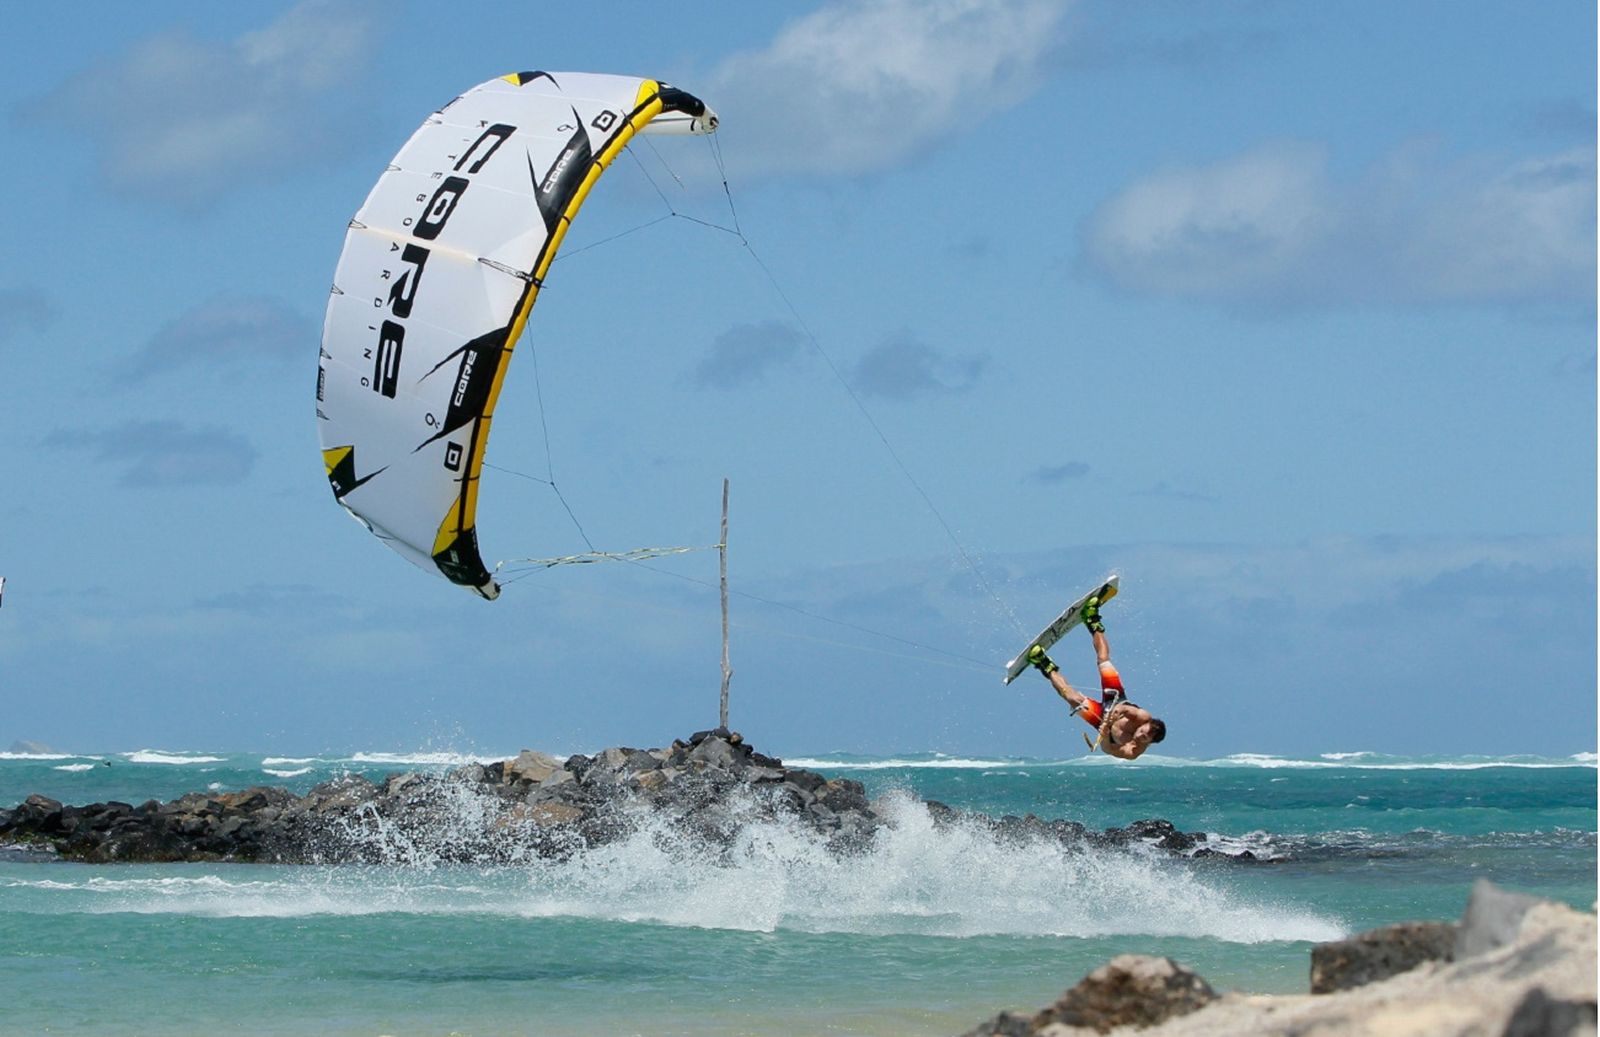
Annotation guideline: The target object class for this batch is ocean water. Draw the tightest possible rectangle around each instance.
[0,748,1593,1036]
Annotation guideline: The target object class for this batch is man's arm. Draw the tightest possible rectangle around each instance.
[1103,740,1143,760]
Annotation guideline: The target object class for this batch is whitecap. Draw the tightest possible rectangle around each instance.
[52,764,95,773]
[782,756,1057,771]
[1190,754,1591,771]
[124,750,227,765]
[1354,759,1595,771]
[264,768,312,778]
[1217,754,1334,769]
[345,751,507,767]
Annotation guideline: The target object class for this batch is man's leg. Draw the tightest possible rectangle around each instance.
[1029,646,1104,729]
[1092,629,1125,707]
[1092,629,1111,666]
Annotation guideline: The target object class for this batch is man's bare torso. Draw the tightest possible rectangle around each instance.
[1101,702,1154,758]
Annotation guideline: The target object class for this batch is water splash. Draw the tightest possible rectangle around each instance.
[6,787,1346,944]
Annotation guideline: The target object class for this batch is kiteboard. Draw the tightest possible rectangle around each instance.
[1001,574,1119,685]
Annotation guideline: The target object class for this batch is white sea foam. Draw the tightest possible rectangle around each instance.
[524,794,1346,942]
[261,757,317,767]
[1217,754,1335,769]
[1338,760,1594,771]
[1196,830,1284,859]
[345,751,508,767]
[1358,760,1597,771]
[124,750,227,765]
[264,768,312,778]
[2,874,411,918]
[782,756,1045,771]
[0,790,1348,944]
[1183,754,1596,771]
[0,752,78,760]
[786,751,1595,772]
[52,763,95,772]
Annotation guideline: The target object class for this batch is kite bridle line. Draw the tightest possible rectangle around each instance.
[485,122,1031,674]
[698,129,1028,641]
[496,544,714,572]
[496,545,997,675]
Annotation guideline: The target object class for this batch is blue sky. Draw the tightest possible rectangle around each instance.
[1,1,1593,759]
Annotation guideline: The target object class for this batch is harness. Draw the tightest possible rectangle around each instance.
[1080,689,1130,753]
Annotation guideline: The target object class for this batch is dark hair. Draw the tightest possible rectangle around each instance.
[1148,719,1166,743]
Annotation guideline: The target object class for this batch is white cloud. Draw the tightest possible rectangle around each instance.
[24,0,381,205]
[1402,149,1596,304]
[120,296,311,381]
[710,0,1072,178]
[43,420,257,487]
[1082,139,1596,310]
[691,320,807,388]
[851,335,986,399]
[1083,141,1332,300]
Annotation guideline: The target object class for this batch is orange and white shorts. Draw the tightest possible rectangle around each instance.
[1076,661,1126,729]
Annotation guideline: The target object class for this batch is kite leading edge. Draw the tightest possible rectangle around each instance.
[316,72,717,600]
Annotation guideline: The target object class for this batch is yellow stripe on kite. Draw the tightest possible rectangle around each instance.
[444,80,670,553]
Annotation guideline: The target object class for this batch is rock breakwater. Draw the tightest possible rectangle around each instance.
[1,729,1251,866]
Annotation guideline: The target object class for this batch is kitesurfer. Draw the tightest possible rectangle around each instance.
[1027,595,1165,759]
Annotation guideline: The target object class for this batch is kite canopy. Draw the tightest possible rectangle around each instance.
[316,72,717,600]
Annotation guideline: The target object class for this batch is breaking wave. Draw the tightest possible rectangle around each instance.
[123,751,228,766]
[2,789,1345,945]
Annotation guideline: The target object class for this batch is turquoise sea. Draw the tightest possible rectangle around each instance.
[1,747,1594,1036]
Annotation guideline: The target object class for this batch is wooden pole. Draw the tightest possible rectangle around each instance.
[719,478,731,729]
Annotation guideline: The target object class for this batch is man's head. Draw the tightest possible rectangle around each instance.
[1127,718,1166,754]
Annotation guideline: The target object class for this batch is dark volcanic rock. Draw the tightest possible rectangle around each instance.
[17,794,64,832]
[960,1009,1034,1037]
[0,732,1255,868]
[1310,920,1458,994]
[964,955,1217,1036]
[1043,955,1217,1033]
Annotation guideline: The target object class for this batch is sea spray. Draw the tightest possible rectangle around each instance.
[483,791,1346,942]
[2,788,1345,944]
[279,771,1344,942]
